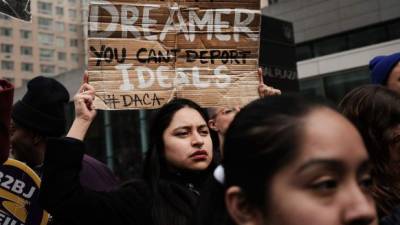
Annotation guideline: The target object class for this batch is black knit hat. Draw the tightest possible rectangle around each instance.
[12,76,69,137]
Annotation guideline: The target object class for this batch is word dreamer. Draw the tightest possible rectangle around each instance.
[89,1,258,42]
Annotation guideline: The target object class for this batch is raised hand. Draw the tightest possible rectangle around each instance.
[257,68,282,98]
[67,72,97,141]
[74,83,96,123]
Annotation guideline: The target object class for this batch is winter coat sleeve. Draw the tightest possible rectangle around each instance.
[39,137,152,225]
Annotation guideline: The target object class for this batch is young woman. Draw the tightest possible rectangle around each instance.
[39,83,216,225]
[339,85,400,220]
[197,95,377,225]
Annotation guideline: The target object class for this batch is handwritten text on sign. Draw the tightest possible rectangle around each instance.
[88,0,261,109]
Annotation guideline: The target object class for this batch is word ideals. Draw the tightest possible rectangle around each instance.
[116,64,231,92]
[89,2,258,42]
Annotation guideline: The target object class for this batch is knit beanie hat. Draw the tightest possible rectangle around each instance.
[12,76,69,137]
[369,52,400,85]
[0,79,14,164]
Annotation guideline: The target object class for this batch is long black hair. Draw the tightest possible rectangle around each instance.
[142,98,218,225]
[339,85,400,217]
[196,94,334,225]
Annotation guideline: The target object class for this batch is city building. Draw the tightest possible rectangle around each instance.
[0,0,88,87]
[262,0,400,102]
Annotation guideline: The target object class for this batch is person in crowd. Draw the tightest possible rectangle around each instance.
[0,79,14,164]
[208,68,281,153]
[197,95,377,225]
[39,80,217,225]
[339,85,400,220]
[370,52,400,93]
[10,76,118,191]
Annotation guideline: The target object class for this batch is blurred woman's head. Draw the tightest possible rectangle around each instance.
[339,85,400,216]
[222,95,377,225]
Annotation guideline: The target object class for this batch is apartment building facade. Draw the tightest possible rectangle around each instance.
[263,0,400,102]
[0,0,88,87]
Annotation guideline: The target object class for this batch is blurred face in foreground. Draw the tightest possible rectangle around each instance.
[227,108,378,225]
[262,108,377,225]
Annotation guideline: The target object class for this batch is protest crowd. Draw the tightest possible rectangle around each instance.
[0,52,399,225]
[1,1,400,225]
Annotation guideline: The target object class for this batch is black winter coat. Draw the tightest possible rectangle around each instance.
[39,137,204,225]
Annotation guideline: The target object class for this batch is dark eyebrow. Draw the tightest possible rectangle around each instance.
[296,158,371,176]
[198,124,208,129]
[173,124,208,131]
[295,159,345,175]
[173,126,191,131]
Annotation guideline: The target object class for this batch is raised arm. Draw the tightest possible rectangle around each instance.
[39,76,150,225]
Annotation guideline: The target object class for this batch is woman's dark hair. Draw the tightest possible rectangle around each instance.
[196,94,334,225]
[142,98,217,225]
[338,84,400,217]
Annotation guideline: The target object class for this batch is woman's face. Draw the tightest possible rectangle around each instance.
[262,109,377,225]
[163,107,213,171]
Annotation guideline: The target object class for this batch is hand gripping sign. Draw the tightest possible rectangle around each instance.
[88,0,261,110]
[0,0,31,21]
[0,159,49,225]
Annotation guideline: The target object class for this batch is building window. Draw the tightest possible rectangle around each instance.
[0,27,12,37]
[348,27,386,49]
[388,20,400,40]
[68,9,77,19]
[56,7,64,16]
[314,36,346,57]
[38,17,53,30]
[68,0,76,3]
[38,2,53,15]
[71,53,79,63]
[70,39,79,47]
[296,45,313,61]
[58,52,67,61]
[299,67,370,103]
[21,63,33,72]
[38,33,54,46]
[59,67,68,73]
[268,0,279,5]
[40,48,54,61]
[0,44,13,53]
[21,46,33,55]
[1,61,14,70]
[56,37,65,48]
[20,30,32,39]
[55,22,65,32]
[69,24,78,32]
[40,65,55,74]
[296,18,400,61]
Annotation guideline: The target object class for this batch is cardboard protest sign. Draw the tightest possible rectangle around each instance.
[0,0,31,21]
[88,0,261,110]
[0,159,49,225]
